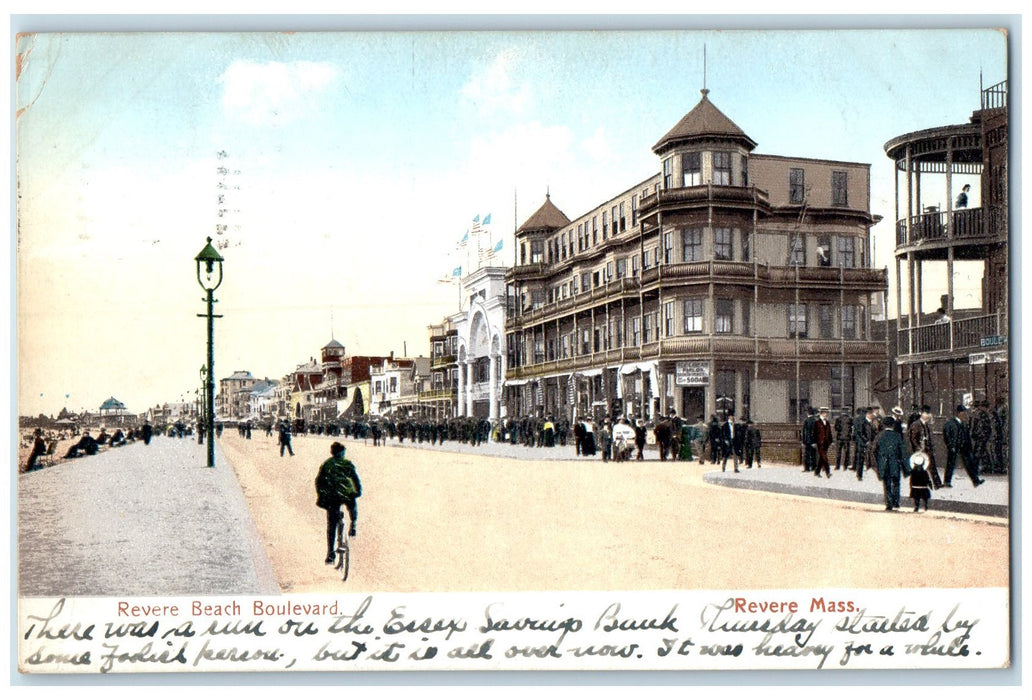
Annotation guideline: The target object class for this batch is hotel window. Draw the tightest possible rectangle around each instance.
[581,329,591,355]
[715,299,733,334]
[683,298,704,333]
[568,230,575,257]
[611,318,623,348]
[593,328,602,353]
[631,317,641,346]
[631,195,639,226]
[788,303,808,338]
[714,228,733,260]
[683,151,702,186]
[663,156,674,189]
[741,155,749,186]
[818,304,834,339]
[663,232,673,263]
[665,301,675,336]
[619,202,626,231]
[592,216,598,245]
[742,300,751,335]
[632,254,640,277]
[531,240,543,263]
[592,271,601,288]
[602,211,609,239]
[817,235,832,267]
[571,277,578,295]
[643,314,653,344]
[788,379,811,424]
[612,206,618,234]
[788,234,805,266]
[742,229,751,262]
[616,258,627,279]
[713,151,732,185]
[534,337,545,363]
[606,261,614,281]
[841,305,858,339]
[838,237,855,268]
[581,271,591,290]
[790,168,805,204]
[683,228,703,262]
[830,366,855,412]
[531,290,544,309]
[577,224,583,252]
[561,335,569,359]
[560,233,567,260]
[832,171,848,206]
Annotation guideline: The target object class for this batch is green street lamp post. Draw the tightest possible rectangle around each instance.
[195,238,224,468]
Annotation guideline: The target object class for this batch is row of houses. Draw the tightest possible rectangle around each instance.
[213,344,433,425]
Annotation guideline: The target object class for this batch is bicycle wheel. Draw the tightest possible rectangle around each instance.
[335,518,350,582]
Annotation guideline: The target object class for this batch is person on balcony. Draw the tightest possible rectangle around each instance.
[955,183,971,209]
[934,307,951,325]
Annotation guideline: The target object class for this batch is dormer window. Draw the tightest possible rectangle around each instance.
[683,152,702,186]
[663,157,674,189]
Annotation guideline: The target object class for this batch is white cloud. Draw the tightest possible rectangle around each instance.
[218,60,339,126]
[460,48,531,116]
[580,126,613,164]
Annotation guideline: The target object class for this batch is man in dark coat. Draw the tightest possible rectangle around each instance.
[315,442,362,564]
[720,414,743,473]
[906,405,942,488]
[744,420,762,468]
[64,430,99,458]
[834,408,853,470]
[971,401,996,473]
[633,419,647,461]
[668,409,684,461]
[707,415,722,464]
[26,429,47,471]
[279,420,294,457]
[876,416,911,510]
[141,420,153,445]
[654,418,673,461]
[943,405,984,487]
[851,407,872,477]
[813,407,834,478]
[801,406,817,472]
[573,419,586,455]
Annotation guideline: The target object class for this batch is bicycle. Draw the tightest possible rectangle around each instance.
[334,509,352,581]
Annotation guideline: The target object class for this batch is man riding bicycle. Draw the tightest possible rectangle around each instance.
[315,442,362,565]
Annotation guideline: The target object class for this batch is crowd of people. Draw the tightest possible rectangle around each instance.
[20,419,170,472]
[798,399,1006,511]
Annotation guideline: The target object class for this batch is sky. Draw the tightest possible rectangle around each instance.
[13,23,1010,418]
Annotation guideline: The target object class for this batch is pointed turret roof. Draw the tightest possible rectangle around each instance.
[323,338,345,350]
[517,193,571,234]
[653,89,757,154]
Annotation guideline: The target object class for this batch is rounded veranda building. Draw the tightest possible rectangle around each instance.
[504,90,887,458]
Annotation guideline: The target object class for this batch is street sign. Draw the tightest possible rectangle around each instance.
[969,350,1008,365]
[675,361,710,386]
[980,335,1007,348]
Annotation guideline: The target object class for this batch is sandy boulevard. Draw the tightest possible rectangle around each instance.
[218,432,1009,594]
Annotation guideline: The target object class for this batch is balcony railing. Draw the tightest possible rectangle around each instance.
[895,207,989,247]
[897,313,1005,357]
[507,335,885,377]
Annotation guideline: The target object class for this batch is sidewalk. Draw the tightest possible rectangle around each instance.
[382,437,1008,518]
[703,463,1008,518]
[17,436,279,597]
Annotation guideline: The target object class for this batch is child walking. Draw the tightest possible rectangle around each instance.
[909,451,933,512]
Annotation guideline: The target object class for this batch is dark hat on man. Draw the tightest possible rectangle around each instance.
[819,406,829,413]
[330,441,346,456]
[881,416,896,428]
[956,404,968,413]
